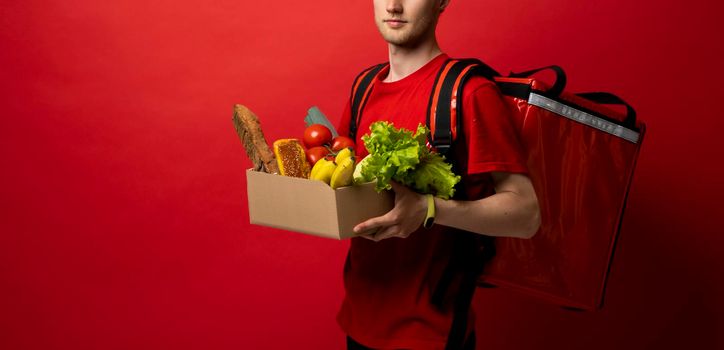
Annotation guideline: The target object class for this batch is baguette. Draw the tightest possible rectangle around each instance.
[232,104,279,174]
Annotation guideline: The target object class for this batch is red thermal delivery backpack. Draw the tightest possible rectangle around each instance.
[349,58,646,348]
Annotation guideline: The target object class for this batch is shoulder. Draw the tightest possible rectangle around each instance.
[461,75,500,99]
[459,75,506,109]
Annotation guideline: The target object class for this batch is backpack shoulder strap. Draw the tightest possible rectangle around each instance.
[349,63,388,140]
[425,58,501,350]
[426,58,500,157]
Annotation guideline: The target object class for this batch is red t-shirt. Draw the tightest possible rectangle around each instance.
[336,53,528,349]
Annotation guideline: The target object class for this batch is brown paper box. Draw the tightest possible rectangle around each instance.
[246,169,395,239]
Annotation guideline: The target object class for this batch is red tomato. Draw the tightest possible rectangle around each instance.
[306,146,331,166]
[303,124,333,149]
[331,136,355,152]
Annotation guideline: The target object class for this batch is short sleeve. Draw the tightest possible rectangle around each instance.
[462,79,528,175]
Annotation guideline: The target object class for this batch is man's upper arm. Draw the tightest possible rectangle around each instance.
[490,172,535,197]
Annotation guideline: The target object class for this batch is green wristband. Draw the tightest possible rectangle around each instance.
[423,194,435,229]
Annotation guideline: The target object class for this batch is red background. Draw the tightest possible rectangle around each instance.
[1,0,723,349]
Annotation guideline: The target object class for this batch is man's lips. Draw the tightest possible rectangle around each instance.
[384,19,407,28]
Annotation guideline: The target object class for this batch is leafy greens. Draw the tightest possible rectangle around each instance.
[358,121,461,199]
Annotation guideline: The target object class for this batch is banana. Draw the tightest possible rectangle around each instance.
[334,147,354,164]
[310,158,338,185]
[330,156,355,189]
[309,157,325,180]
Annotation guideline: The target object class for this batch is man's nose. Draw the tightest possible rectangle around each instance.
[386,0,403,14]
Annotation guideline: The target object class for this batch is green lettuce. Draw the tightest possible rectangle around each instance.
[358,121,461,199]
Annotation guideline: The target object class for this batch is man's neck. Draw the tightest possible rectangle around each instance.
[384,38,442,83]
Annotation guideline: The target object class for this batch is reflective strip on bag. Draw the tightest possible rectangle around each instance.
[528,93,640,144]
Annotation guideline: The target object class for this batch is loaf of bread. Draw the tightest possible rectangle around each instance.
[273,139,310,178]
[232,104,280,174]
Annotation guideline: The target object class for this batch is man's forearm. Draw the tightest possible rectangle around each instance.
[434,191,540,238]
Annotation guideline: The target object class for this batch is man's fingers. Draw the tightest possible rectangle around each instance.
[353,218,380,235]
[355,224,397,242]
[357,227,379,237]
[372,226,399,241]
[359,233,378,241]
[353,212,397,234]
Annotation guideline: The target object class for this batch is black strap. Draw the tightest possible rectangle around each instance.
[423,58,500,349]
[576,91,637,130]
[349,63,387,140]
[509,65,567,97]
[496,81,532,100]
[441,233,494,350]
[444,235,477,350]
[427,59,500,157]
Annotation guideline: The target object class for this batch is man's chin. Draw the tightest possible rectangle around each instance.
[381,34,414,47]
[375,28,404,44]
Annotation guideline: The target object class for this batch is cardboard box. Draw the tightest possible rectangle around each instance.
[246,169,395,239]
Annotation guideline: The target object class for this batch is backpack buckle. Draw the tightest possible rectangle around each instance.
[432,131,453,156]
[434,143,451,156]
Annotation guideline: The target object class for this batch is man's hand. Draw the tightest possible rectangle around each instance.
[353,181,427,242]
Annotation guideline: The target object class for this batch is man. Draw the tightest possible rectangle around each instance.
[335,1,541,349]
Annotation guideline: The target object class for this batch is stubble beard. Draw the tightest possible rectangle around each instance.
[377,14,437,49]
